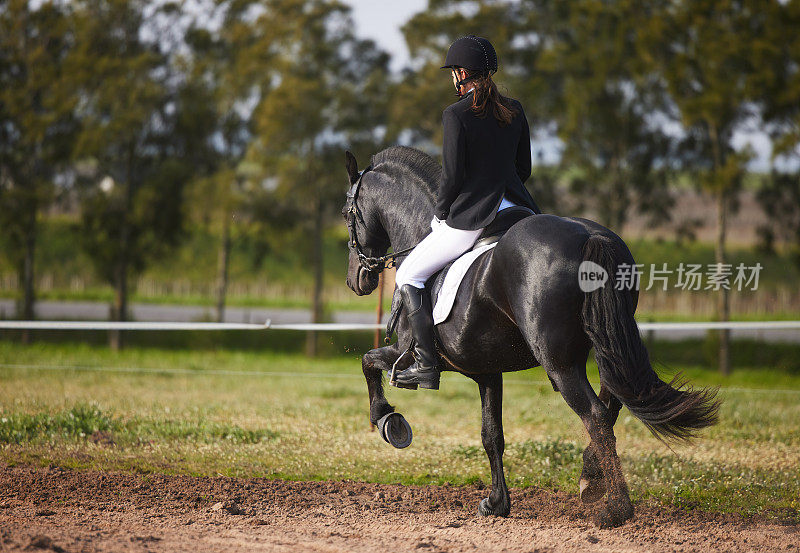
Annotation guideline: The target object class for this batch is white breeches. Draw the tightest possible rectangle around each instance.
[395,196,518,289]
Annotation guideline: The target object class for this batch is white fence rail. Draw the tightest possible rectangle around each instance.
[0,320,380,331]
[0,320,799,332]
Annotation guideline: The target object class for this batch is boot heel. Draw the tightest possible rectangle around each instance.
[418,379,440,390]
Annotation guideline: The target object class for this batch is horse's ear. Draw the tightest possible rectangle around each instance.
[345,150,359,185]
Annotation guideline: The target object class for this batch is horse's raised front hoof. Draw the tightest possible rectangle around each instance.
[594,501,634,529]
[477,497,509,518]
[579,476,606,504]
[376,412,413,449]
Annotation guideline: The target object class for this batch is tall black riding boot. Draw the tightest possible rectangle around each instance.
[394,284,441,390]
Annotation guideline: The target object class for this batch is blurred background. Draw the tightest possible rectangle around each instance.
[1,0,799,371]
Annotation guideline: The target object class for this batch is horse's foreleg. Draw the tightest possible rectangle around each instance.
[579,384,622,504]
[475,373,510,517]
[549,368,633,528]
[362,345,399,425]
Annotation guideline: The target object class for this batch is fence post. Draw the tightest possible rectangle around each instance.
[369,272,385,432]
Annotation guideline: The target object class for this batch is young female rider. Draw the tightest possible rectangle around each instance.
[393,35,542,391]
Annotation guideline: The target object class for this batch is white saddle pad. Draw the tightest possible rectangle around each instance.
[432,242,499,325]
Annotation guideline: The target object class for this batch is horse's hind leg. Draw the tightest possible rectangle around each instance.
[579,385,622,504]
[362,345,401,425]
[547,365,633,528]
[474,373,510,517]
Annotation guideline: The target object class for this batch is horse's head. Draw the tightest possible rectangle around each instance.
[342,150,390,296]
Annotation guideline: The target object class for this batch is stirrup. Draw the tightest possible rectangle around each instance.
[393,348,440,390]
[395,365,440,390]
[389,345,418,390]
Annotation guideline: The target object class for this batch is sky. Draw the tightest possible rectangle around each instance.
[342,0,428,72]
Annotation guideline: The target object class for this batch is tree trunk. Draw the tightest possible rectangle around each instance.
[18,201,37,344]
[215,214,232,323]
[305,193,325,357]
[715,188,731,375]
[709,123,731,375]
[109,257,128,351]
[110,148,135,351]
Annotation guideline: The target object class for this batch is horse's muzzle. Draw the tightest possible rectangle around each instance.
[348,267,379,296]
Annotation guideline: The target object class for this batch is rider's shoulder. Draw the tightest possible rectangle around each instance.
[506,96,525,113]
[443,95,473,120]
[442,98,472,124]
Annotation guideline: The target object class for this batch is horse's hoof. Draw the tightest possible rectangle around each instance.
[579,476,606,504]
[594,502,634,529]
[376,412,412,449]
[477,497,509,518]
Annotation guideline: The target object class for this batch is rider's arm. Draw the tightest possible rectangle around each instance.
[436,108,466,221]
[515,106,532,184]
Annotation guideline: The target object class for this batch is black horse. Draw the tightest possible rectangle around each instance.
[342,146,719,528]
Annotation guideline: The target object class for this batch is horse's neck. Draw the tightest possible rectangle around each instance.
[375,180,433,255]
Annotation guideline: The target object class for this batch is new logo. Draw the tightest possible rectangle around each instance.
[578,261,608,292]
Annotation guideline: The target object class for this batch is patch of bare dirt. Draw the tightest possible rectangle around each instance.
[0,464,797,552]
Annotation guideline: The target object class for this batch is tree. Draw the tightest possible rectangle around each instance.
[182,0,272,322]
[755,1,800,261]
[513,1,674,229]
[68,0,193,349]
[244,0,390,354]
[756,172,800,261]
[641,0,799,374]
[0,0,76,339]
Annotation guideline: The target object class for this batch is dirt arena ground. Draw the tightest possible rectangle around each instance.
[1,464,797,553]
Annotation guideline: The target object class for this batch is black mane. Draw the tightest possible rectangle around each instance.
[371,146,440,196]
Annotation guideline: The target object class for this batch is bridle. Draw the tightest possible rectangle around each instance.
[346,164,416,274]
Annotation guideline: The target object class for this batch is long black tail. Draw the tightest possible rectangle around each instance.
[581,234,720,443]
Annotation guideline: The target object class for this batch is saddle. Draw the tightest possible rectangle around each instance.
[384,205,535,342]
[471,206,535,250]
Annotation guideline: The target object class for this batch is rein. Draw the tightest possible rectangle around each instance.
[346,164,417,274]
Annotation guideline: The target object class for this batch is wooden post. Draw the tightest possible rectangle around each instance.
[370,272,385,432]
[374,272,385,349]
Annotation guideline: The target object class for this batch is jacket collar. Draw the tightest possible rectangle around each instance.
[459,89,475,101]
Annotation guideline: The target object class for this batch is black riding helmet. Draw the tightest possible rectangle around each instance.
[441,35,498,91]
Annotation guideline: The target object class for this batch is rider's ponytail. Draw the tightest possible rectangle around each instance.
[464,72,518,126]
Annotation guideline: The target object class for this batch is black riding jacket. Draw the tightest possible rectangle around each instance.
[436,91,542,230]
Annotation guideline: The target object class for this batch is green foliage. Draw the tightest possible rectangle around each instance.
[62,0,208,325]
[79,158,190,282]
[0,0,77,315]
[0,404,276,445]
[244,0,390,218]
[756,171,800,262]
[516,1,675,228]
[0,404,112,443]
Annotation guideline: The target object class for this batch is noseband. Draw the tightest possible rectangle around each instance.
[346,164,416,274]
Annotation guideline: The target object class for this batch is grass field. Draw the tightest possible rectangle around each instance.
[1,341,798,523]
